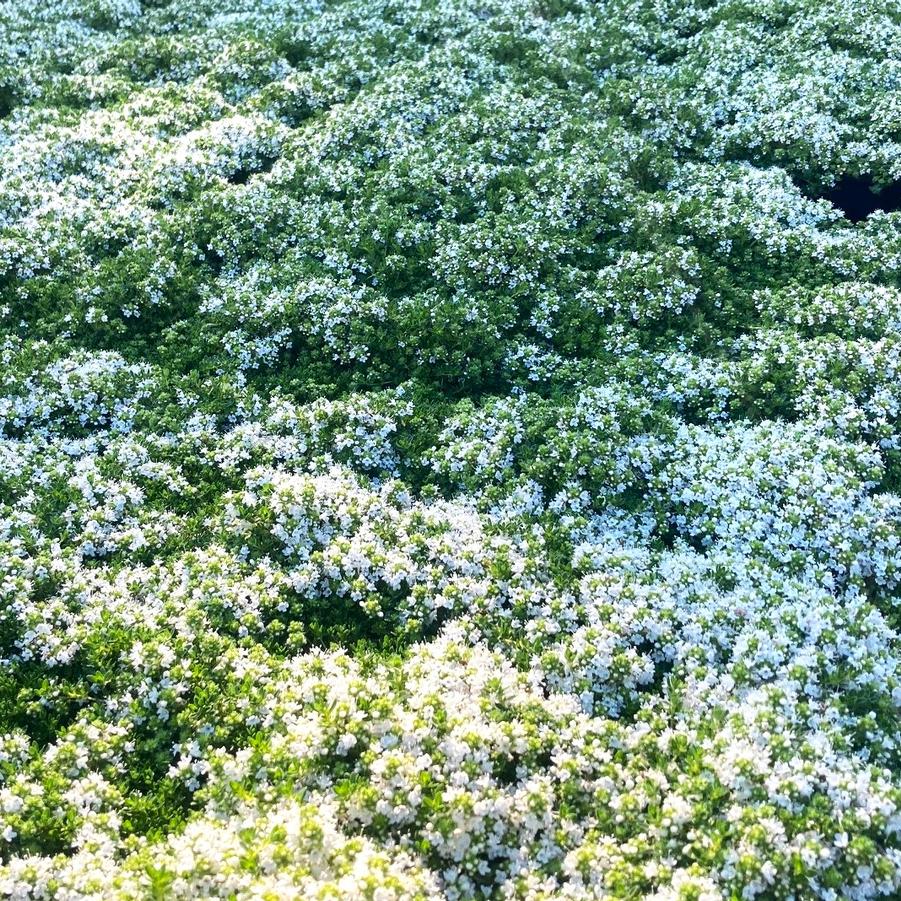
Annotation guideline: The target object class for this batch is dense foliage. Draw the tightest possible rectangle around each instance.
[2,0,901,897]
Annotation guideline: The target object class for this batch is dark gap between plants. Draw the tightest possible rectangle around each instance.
[817,174,901,222]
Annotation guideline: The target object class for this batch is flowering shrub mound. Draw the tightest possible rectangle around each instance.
[3,0,901,897]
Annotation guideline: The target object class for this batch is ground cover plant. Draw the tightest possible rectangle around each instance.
[2,0,901,897]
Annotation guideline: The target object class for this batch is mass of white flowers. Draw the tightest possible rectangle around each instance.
[2,0,901,897]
